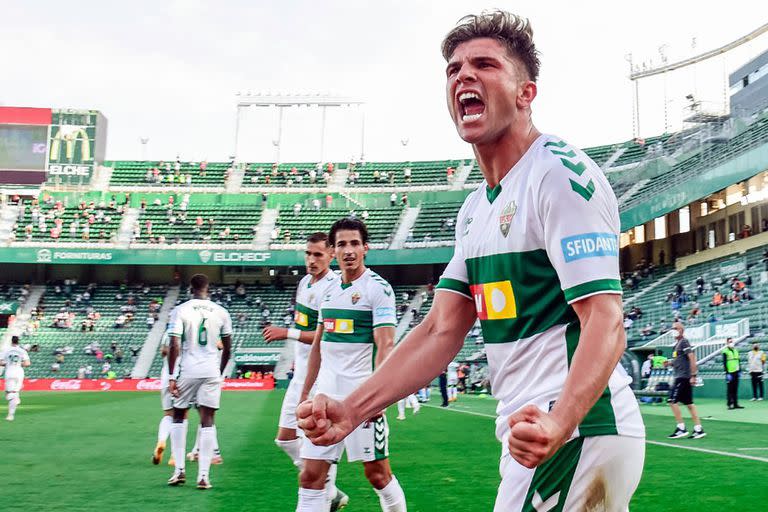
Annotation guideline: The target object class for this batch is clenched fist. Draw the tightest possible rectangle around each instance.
[507,404,569,468]
[297,393,356,446]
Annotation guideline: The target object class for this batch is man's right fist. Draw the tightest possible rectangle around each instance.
[297,393,356,446]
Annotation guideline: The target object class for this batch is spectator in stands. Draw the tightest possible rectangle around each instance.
[115,347,124,364]
[641,323,656,340]
[659,319,669,334]
[403,167,412,183]
[641,354,653,380]
[710,289,723,307]
[77,366,87,379]
[293,202,302,215]
[695,276,705,296]
[723,338,743,409]
[748,343,765,401]
[446,166,454,183]
[114,314,127,328]
[401,193,408,206]
[739,224,752,239]
[390,192,397,207]
[51,362,60,373]
[623,315,633,331]
[325,194,333,208]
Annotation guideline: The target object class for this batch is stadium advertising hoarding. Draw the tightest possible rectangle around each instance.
[46,110,103,185]
[233,350,281,365]
[3,378,274,392]
[0,246,455,266]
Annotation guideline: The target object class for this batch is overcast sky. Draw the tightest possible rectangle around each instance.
[1,1,767,162]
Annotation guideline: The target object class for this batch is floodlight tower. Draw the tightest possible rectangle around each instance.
[233,92,365,162]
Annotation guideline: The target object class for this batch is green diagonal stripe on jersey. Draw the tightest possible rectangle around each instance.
[321,307,374,343]
[294,302,319,332]
[465,250,576,343]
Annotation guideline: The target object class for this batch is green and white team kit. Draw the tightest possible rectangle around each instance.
[317,268,397,400]
[169,299,233,379]
[436,134,644,443]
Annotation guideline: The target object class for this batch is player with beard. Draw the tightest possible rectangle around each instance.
[298,11,644,511]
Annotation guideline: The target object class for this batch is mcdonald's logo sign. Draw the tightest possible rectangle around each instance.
[49,125,92,163]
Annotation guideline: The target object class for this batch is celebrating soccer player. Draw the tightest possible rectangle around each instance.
[296,218,407,512]
[298,11,645,510]
[263,232,348,510]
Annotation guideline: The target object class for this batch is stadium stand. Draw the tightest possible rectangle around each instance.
[133,202,263,244]
[243,162,327,187]
[408,201,464,243]
[14,198,126,243]
[109,160,234,188]
[19,282,167,378]
[270,205,403,247]
[348,160,462,187]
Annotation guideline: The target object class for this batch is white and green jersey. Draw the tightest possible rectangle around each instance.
[436,134,644,442]
[169,298,232,379]
[2,346,29,378]
[293,270,341,382]
[317,268,397,399]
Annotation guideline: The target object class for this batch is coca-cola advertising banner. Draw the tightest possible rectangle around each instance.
[1,378,274,392]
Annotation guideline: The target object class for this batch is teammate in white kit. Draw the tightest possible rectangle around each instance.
[1,336,30,421]
[263,232,348,510]
[446,361,459,402]
[167,274,232,490]
[299,11,645,511]
[296,218,407,512]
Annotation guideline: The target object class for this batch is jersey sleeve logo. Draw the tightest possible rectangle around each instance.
[499,201,517,238]
[560,233,618,262]
[295,311,309,327]
[470,281,517,320]
[324,318,354,333]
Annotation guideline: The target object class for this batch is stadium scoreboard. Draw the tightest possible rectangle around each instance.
[0,106,107,186]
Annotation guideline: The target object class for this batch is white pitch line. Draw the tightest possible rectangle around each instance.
[737,447,768,451]
[423,403,768,463]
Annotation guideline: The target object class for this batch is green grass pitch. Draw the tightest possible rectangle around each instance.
[1,391,767,511]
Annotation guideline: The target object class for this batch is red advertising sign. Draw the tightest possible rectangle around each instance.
[2,378,275,392]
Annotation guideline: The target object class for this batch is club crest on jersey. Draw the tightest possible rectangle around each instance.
[309,294,315,304]
[463,217,473,236]
[499,201,517,238]
[351,291,361,305]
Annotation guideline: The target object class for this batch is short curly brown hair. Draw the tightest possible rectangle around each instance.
[441,10,541,82]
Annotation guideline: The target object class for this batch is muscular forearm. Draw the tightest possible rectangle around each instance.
[550,305,625,436]
[298,330,315,345]
[301,331,322,400]
[219,339,231,375]
[345,317,465,426]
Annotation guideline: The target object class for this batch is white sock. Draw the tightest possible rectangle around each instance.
[407,394,420,412]
[8,395,20,417]
[375,475,407,511]
[198,426,215,481]
[677,423,686,430]
[296,488,326,512]
[158,416,173,443]
[275,438,303,467]
[211,424,220,453]
[694,424,703,432]
[170,422,186,472]
[325,463,339,503]
[397,399,405,417]
[192,424,202,453]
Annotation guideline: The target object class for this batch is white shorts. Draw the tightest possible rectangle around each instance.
[5,375,23,393]
[278,377,304,430]
[173,376,222,410]
[447,377,459,386]
[494,435,645,512]
[301,415,389,463]
[161,385,173,411]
